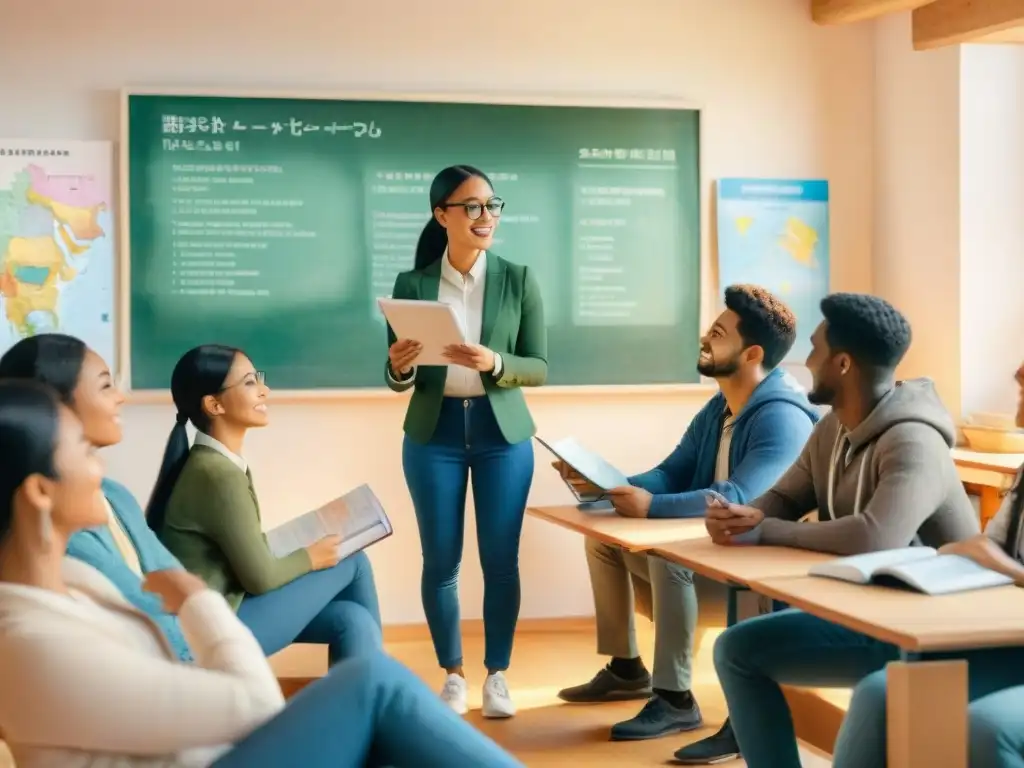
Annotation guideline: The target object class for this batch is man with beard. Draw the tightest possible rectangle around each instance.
[553,285,818,743]
[678,292,979,767]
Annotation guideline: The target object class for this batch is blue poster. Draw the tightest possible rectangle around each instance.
[716,179,830,362]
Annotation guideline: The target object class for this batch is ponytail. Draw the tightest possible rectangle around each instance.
[144,343,241,534]
[145,416,190,534]
[1002,468,1024,558]
[414,217,448,270]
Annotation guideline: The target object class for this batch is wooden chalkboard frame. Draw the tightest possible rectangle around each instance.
[119,86,716,402]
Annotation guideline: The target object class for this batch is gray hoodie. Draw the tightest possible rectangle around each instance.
[748,378,980,555]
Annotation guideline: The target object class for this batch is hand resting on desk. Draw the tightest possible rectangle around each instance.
[705,500,764,545]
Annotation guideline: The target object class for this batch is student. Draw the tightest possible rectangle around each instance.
[0,334,192,661]
[682,293,979,767]
[830,360,1024,768]
[553,285,818,742]
[385,165,547,718]
[150,345,384,665]
[0,379,524,768]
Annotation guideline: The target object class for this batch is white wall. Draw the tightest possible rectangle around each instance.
[873,12,1024,422]
[959,45,1024,417]
[0,0,875,624]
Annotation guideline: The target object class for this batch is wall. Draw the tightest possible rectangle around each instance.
[873,12,1024,421]
[0,0,875,624]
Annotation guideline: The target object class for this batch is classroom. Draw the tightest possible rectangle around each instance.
[1,0,1024,766]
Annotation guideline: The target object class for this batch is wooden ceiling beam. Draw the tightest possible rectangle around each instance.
[812,0,936,25]
[913,0,1024,50]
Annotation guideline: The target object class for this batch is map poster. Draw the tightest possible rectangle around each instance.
[715,178,830,363]
[0,140,115,370]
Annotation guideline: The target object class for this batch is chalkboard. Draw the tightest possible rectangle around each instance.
[124,91,702,391]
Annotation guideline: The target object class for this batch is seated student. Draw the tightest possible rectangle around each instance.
[831,360,1024,768]
[0,334,192,661]
[0,379,523,768]
[554,285,819,742]
[150,345,383,664]
[681,293,979,767]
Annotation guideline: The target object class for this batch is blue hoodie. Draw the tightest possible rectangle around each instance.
[629,367,820,519]
[66,478,193,661]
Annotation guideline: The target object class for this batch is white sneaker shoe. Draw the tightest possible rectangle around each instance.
[440,673,468,715]
[482,671,516,718]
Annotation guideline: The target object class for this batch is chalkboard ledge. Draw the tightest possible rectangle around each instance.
[123,383,719,405]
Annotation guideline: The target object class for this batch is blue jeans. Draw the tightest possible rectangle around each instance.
[836,652,1024,767]
[238,551,382,664]
[402,396,534,671]
[213,652,524,768]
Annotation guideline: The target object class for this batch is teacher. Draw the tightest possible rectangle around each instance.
[385,164,547,721]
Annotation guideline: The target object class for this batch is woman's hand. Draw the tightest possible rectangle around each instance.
[389,339,421,376]
[444,343,495,372]
[143,569,208,615]
[305,535,343,571]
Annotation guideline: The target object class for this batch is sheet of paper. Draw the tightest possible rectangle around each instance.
[378,298,466,366]
[266,484,393,559]
[535,436,630,491]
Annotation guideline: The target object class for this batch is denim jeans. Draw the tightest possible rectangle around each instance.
[716,608,1024,767]
[214,652,524,767]
[238,551,382,664]
[402,396,534,671]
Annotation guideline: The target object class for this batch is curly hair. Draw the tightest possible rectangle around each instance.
[724,284,797,370]
[819,292,911,370]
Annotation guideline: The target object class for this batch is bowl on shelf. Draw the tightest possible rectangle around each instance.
[961,424,1024,454]
[966,412,1019,431]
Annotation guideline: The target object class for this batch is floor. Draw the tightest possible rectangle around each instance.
[0,590,831,766]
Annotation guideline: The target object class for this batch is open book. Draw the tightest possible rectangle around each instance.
[808,546,1013,596]
[534,436,629,508]
[265,484,393,560]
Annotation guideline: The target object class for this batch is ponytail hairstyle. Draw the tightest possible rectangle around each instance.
[1003,468,1024,559]
[145,344,240,533]
[0,380,62,543]
[0,333,88,405]
[414,164,493,271]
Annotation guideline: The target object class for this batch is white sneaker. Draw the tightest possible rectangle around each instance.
[482,671,516,718]
[440,673,468,715]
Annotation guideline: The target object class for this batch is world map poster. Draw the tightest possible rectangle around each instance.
[715,178,830,363]
[0,140,115,368]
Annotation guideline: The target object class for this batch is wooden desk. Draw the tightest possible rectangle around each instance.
[526,505,706,552]
[652,538,833,587]
[749,575,1024,767]
[952,447,1022,528]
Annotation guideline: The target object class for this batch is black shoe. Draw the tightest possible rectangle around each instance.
[672,718,740,764]
[609,693,703,741]
[557,664,653,703]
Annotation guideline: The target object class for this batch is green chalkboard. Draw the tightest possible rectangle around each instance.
[125,91,701,391]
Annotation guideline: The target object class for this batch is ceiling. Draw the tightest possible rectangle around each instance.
[812,0,1024,49]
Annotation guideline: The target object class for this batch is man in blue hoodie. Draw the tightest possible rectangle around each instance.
[555,284,818,741]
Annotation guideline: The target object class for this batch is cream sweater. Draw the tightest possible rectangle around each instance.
[0,558,284,767]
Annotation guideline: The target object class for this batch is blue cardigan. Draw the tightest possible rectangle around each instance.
[630,368,820,518]
[66,478,193,661]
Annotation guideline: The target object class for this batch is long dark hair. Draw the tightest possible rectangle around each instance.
[0,333,88,405]
[1003,468,1024,558]
[145,344,240,533]
[0,380,62,540]
[414,165,492,270]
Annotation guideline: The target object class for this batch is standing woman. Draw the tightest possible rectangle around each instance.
[386,165,548,718]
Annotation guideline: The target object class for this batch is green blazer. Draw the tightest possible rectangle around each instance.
[386,254,547,445]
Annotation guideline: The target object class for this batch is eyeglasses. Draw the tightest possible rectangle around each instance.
[443,197,504,221]
[220,370,266,391]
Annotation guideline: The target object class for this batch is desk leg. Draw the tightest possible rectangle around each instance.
[979,486,1002,530]
[886,659,967,768]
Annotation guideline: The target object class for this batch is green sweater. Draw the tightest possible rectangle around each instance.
[158,445,312,610]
